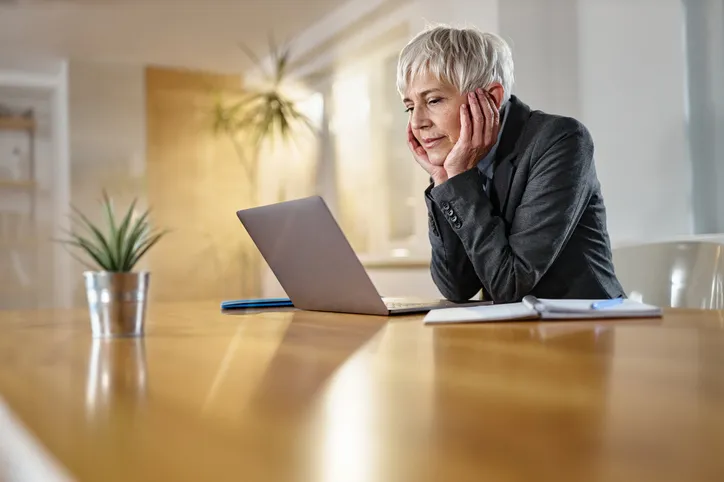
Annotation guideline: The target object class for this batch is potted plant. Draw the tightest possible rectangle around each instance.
[56,191,167,337]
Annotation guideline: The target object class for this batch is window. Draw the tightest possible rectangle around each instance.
[317,37,431,262]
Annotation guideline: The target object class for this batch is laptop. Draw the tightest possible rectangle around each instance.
[235,196,490,316]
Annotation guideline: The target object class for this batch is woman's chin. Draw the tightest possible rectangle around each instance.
[425,147,451,167]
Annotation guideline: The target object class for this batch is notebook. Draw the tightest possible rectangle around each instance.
[423,296,662,324]
[220,298,293,310]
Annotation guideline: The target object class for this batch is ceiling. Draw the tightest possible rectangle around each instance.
[0,0,346,74]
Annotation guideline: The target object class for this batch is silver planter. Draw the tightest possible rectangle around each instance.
[84,271,150,338]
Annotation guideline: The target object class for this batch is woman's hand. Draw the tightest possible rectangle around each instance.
[407,123,448,185]
[444,89,500,179]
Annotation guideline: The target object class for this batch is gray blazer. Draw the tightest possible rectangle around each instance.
[425,95,625,303]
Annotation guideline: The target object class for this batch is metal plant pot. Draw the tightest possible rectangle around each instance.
[84,271,150,337]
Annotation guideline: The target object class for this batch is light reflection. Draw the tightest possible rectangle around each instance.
[670,267,685,307]
[84,338,147,419]
[711,245,723,308]
[319,349,374,482]
[391,248,409,258]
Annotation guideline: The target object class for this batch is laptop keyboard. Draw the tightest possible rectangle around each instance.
[385,301,437,310]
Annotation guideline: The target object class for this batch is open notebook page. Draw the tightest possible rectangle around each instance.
[424,302,538,324]
[535,299,662,318]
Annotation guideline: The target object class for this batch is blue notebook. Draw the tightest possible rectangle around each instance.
[220,298,293,310]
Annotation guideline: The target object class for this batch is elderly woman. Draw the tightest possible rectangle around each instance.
[398,25,625,303]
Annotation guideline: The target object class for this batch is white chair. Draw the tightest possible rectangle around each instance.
[612,241,724,309]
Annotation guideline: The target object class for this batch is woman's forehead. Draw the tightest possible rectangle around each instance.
[403,72,456,99]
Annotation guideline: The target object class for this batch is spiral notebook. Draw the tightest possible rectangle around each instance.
[423,296,662,324]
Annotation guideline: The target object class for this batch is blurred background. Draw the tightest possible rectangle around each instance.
[0,0,721,310]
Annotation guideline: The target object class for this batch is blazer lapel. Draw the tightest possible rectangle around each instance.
[491,95,532,217]
[493,153,516,216]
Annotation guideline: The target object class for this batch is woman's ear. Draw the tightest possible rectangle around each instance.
[486,82,505,110]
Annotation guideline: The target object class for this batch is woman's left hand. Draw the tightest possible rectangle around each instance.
[443,88,500,179]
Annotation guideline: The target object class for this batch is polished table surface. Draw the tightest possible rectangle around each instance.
[0,302,723,482]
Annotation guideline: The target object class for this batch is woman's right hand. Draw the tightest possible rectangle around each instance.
[407,123,448,186]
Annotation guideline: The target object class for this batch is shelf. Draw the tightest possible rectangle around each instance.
[0,116,36,131]
[0,179,36,190]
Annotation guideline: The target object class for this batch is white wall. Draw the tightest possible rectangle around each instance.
[68,60,146,305]
[69,60,145,190]
[500,0,694,245]
[578,0,693,244]
[685,0,724,234]
[499,0,580,117]
[411,0,498,31]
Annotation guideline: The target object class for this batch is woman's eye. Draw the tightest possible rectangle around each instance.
[428,98,441,105]
[404,106,413,113]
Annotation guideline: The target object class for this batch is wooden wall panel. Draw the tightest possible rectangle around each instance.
[145,67,260,303]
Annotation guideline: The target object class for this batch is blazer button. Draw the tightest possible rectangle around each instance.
[450,215,458,222]
[454,221,462,229]
[447,209,454,216]
[440,202,450,210]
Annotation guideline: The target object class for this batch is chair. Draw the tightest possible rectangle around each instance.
[612,241,724,309]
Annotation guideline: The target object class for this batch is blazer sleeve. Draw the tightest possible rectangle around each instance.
[425,185,482,302]
[427,117,596,303]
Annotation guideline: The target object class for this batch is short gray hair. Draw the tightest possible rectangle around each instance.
[397,25,515,105]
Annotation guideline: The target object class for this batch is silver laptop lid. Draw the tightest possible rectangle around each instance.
[236,196,389,315]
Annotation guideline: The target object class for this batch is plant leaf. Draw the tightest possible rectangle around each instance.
[210,33,319,157]
[115,197,139,271]
[68,206,116,269]
[101,190,121,269]
[121,209,151,270]
[239,41,265,78]
[128,230,168,270]
[58,234,113,271]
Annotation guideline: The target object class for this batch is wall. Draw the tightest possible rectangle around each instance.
[144,67,259,303]
[578,0,693,244]
[500,0,694,245]
[0,87,54,309]
[0,58,70,309]
[68,60,147,306]
[685,0,724,234]
[498,0,580,117]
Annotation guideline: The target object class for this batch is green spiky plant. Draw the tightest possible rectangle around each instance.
[56,191,168,272]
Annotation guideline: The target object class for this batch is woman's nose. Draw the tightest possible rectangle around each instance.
[410,109,431,130]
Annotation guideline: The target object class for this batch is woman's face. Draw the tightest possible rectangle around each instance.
[402,72,467,165]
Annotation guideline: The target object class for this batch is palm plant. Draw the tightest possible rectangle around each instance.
[56,191,168,272]
[209,36,316,297]
[211,36,316,203]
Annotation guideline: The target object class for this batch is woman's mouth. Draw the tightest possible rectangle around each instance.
[422,136,444,148]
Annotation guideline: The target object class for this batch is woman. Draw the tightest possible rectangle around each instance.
[397,25,625,303]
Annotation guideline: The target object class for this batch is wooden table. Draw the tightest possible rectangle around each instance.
[0,303,722,482]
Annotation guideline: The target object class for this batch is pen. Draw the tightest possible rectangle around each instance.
[590,297,624,310]
[522,295,546,312]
